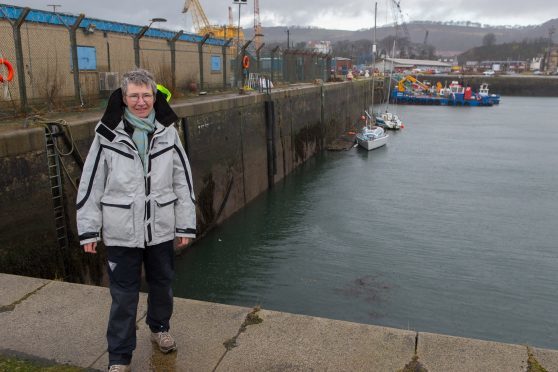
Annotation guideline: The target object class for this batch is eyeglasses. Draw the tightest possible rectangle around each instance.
[126,93,154,103]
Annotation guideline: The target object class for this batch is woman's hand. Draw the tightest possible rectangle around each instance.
[83,242,97,254]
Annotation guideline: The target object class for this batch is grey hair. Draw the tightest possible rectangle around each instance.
[121,68,157,98]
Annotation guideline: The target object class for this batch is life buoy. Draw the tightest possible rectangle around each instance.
[0,58,14,83]
[242,55,250,69]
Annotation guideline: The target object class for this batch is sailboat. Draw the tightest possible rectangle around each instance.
[356,120,389,150]
[377,40,402,129]
[356,1,389,150]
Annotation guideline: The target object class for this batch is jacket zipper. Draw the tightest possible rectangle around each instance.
[114,125,167,245]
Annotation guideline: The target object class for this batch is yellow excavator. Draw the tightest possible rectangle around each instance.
[397,75,431,93]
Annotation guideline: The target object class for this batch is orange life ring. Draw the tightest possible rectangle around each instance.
[0,58,14,83]
[242,55,250,69]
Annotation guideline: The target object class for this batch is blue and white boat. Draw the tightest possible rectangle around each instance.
[478,83,501,104]
[356,125,389,151]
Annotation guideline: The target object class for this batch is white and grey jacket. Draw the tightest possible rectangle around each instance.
[76,92,196,248]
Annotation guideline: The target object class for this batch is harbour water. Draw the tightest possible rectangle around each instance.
[174,96,558,349]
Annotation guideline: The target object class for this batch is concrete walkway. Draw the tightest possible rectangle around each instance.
[1,273,556,371]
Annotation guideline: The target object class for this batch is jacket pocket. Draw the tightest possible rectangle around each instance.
[153,193,178,237]
[101,195,135,241]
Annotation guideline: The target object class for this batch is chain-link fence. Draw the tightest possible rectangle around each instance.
[229,47,331,93]
[0,5,337,119]
[0,5,238,117]
[0,19,17,119]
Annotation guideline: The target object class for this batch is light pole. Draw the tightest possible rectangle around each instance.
[286,28,290,49]
[134,17,166,68]
[233,0,247,87]
[47,4,61,13]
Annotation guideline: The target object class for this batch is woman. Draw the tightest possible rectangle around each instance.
[77,68,196,372]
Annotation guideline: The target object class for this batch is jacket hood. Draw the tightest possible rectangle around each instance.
[101,88,179,130]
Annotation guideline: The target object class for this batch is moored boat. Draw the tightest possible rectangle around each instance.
[356,125,389,151]
[391,77,501,107]
[377,111,402,130]
[478,83,501,104]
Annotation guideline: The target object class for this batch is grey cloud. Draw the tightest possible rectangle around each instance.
[3,0,556,30]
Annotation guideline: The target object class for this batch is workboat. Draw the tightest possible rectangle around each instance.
[391,77,501,107]
[356,125,389,151]
[478,83,501,104]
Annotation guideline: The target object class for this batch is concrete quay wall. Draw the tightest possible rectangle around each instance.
[1,273,557,371]
[0,80,379,281]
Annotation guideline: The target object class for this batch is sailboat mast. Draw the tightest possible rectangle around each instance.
[385,39,396,111]
[371,2,377,114]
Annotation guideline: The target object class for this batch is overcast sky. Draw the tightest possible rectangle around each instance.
[3,0,557,32]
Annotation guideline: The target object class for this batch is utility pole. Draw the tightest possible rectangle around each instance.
[134,18,166,68]
[47,4,61,13]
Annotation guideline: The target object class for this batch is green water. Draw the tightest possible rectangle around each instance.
[174,96,558,349]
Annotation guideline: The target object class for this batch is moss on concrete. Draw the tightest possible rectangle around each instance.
[223,337,238,351]
[240,305,263,332]
[527,347,548,372]
[399,355,428,372]
[0,281,50,313]
[223,306,264,351]
[0,355,85,371]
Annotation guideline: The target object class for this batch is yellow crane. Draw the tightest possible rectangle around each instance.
[253,0,262,50]
[182,0,244,43]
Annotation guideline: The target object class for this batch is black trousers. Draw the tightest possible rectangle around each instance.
[106,240,175,366]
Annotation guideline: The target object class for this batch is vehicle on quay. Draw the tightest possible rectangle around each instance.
[483,70,495,76]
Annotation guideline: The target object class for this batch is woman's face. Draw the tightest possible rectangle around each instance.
[123,83,154,118]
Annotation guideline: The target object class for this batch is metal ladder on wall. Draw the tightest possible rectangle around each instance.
[44,125,69,251]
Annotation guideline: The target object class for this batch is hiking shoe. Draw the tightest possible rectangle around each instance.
[108,365,131,372]
[151,331,177,353]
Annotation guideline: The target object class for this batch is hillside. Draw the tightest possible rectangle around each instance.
[457,39,550,64]
[244,18,558,56]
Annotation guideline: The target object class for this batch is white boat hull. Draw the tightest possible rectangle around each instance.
[356,133,389,150]
[378,112,402,130]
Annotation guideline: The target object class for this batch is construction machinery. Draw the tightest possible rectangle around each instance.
[390,0,411,42]
[253,0,263,50]
[397,75,430,93]
[182,0,244,42]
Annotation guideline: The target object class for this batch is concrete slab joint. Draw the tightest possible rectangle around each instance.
[414,330,558,372]
[0,280,51,313]
[214,306,264,371]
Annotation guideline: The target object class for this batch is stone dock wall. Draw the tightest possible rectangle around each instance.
[0,80,381,281]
